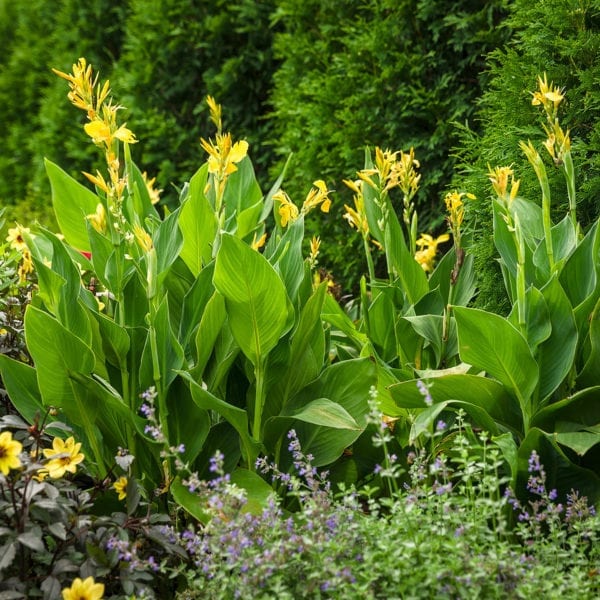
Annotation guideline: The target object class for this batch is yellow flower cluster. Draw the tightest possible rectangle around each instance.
[531,74,571,166]
[200,96,249,207]
[53,58,139,235]
[274,180,332,228]
[414,233,450,273]
[6,224,34,284]
[488,165,520,205]
[357,147,421,198]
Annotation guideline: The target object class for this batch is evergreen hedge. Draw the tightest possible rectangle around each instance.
[453,0,600,312]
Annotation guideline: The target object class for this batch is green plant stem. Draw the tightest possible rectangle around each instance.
[539,176,555,272]
[514,217,527,333]
[252,359,266,450]
[562,152,578,234]
[362,235,376,283]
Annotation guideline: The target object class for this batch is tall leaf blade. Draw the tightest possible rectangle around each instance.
[454,307,539,406]
[213,233,291,365]
[45,159,98,251]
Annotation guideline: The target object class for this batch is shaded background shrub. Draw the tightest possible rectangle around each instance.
[7,0,600,298]
[452,0,600,312]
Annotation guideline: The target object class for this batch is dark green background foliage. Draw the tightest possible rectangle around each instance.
[0,0,126,228]
[112,0,278,205]
[452,0,600,312]
[269,0,510,288]
[4,0,600,298]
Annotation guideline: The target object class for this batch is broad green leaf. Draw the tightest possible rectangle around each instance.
[577,297,600,388]
[172,467,273,524]
[454,307,539,408]
[237,200,263,240]
[166,377,210,464]
[154,207,183,279]
[554,430,600,456]
[536,276,578,403]
[322,292,369,352]
[88,224,118,292]
[366,287,397,362]
[204,324,240,393]
[493,432,519,481]
[192,292,227,380]
[25,306,95,408]
[492,200,518,283]
[0,356,43,423]
[171,476,210,523]
[179,164,217,275]
[229,468,276,515]
[140,296,185,392]
[388,374,522,433]
[91,311,130,369]
[560,220,598,308]
[532,386,600,431]
[31,230,92,343]
[281,397,360,430]
[124,149,160,222]
[223,156,263,220]
[510,196,544,248]
[507,285,551,351]
[45,159,98,251]
[183,373,262,467]
[517,428,600,504]
[268,216,306,302]
[265,283,327,419]
[265,358,375,466]
[384,210,428,305]
[214,233,291,365]
[179,263,215,349]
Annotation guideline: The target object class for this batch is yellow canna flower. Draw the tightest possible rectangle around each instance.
[132,223,153,253]
[6,224,30,252]
[308,235,321,268]
[302,180,332,214]
[86,203,107,234]
[113,476,128,501]
[17,249,34,284]
[142,172,162,205]
[251,232,267,251]
[488,166,520,205]
[206,95,222,131]
[0,431,23,475]
[200,133,248,177]
[83,170,110,195]
[42,437,84,479]
[61,576,104,600]
[414,233,450,273]
[531,73,564,112]
[84,119,111,144]
[274,190,299,227]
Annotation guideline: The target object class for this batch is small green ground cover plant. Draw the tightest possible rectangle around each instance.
[0,58,599,598]
[0,406,598,598]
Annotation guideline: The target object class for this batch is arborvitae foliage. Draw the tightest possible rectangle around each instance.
[113,0,278,208]
[269,0,509,292]
[0,1,61,213]
[453,0,600,312]
[0,0,126,229]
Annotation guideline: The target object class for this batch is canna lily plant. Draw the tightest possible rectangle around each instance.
[388,76,600,501]
[0,59,377,514]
